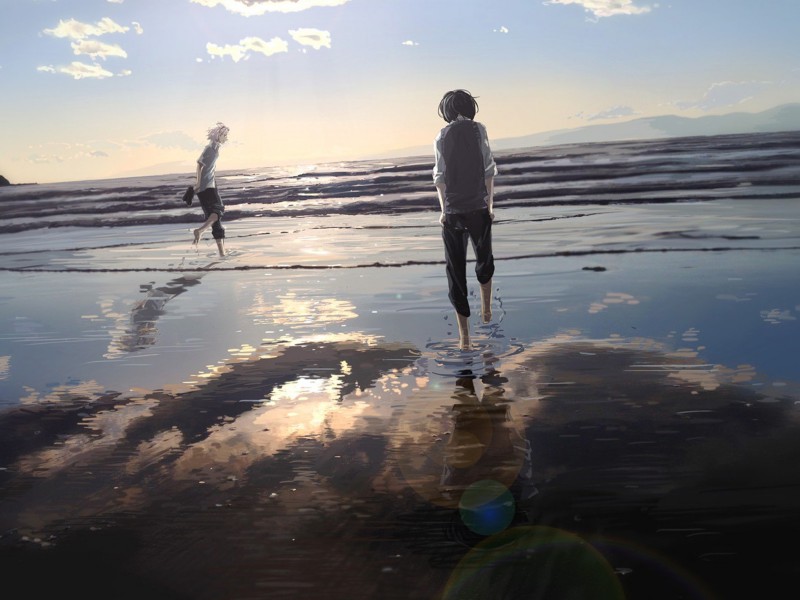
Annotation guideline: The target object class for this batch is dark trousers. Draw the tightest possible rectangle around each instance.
[442,208,494,317]
[198,188,225,239]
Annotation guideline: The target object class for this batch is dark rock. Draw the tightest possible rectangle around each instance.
[0,175,10,186]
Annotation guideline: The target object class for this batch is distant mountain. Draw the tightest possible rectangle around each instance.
[0,175,10,186]
[494,103,800,151]
[374,103,800,159]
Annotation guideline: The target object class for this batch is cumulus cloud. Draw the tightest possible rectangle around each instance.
[207,36,289,62]
[401,40,419,46]
[289,28,331,50]
[676,80,771,111]
[43,17,129,40]
[71,39,128,60]
[190,0,350,16]
[118,69,132,77]
[42,17,132,79]
[545,0,652,18]
[587,105,638,120]
[61,61,115,79]
[493,26,509,33]
[38,62,115,79]
[132,22,144,35]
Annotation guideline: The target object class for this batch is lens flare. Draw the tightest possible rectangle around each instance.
[459,479,515,536]
[443,525,625,600]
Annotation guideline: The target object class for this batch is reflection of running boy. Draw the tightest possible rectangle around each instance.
[433,90,498,350]
[192,122,229,257]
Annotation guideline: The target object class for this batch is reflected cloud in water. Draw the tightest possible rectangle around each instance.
[1,327,799,600]
[588,291,640,314]
[0,332,421,539]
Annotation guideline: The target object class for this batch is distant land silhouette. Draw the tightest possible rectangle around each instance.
[373,102,800,159]
[0,175,10,186]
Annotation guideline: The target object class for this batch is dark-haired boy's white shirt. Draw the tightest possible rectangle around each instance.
[432,115,497,187]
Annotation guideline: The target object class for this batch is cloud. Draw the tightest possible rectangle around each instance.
[587,105,638,120]
[545,0,652,18]
[37,62,115,79]
[676,80,771,111]
[62,61,115,79]
[28,153,61,164]
[41,17,133,78]
[132,22,144,35]
[401,40,419,46]
[43,17,129,40]
[142,131,199,151]
[493,26,509,33]
[206,36,289,62]
[190,0,350,16]
[71,39,128,60]
[107,0,124,3]
[90,150,110,157]
[289,28,331,50]
[27,144,96,164]
[117,69,132,77]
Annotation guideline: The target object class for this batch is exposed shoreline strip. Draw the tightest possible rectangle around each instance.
[2,245,798,273]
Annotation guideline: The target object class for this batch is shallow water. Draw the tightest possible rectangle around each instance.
[1,245,798,406]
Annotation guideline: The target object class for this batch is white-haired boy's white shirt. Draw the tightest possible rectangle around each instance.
[197,141,221,193]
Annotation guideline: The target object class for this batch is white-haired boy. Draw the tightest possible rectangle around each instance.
[192,122,229,257]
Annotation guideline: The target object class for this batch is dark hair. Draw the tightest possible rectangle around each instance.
[438,89,479,123]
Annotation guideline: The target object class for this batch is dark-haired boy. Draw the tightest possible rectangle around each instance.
[433,89,498,350]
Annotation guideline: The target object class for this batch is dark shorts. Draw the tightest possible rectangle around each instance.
[441,208,494,317]
[197,188,225,239]
[198,187,224,217]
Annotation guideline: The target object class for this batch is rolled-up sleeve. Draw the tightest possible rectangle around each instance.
[478,123,497,178]
[432,133,446,185]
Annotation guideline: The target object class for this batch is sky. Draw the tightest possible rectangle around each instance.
[1,0,798,184]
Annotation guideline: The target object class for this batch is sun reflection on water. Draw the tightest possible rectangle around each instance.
[247,290,357,327]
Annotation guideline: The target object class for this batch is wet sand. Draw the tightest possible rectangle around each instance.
[1,134,800,599]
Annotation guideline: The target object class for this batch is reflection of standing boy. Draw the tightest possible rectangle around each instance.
[192,122,229,257]
[433,90,498,350]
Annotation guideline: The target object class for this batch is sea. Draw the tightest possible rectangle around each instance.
[1,130,799,268]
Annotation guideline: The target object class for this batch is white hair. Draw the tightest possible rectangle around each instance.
[206,122,230,143]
